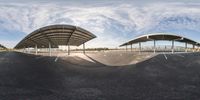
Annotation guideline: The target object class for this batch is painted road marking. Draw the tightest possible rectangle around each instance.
[55,54,60,62]
[54,57,58,62]
[163,52,168,60]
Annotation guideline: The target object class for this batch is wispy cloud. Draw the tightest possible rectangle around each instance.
[0,1,200,48]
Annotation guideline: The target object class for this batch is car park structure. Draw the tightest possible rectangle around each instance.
[1,27,200,100]
[120,33,200,53]
[14,24,96,56]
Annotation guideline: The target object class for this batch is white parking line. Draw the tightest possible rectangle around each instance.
[54,57,58,62]
[55,54,60,62]
[163,52,168,60]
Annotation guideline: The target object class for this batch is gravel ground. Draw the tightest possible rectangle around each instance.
[0,51,200,100]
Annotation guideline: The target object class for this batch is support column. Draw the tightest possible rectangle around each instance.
[185,43,187,52]
[153,40,156,53]
[172,40,174,54]
[83,43,85,54]
[68,45,70,55]
[23,47,25,53]
[49,42,52,56]
[139,42,141,54]
[131,44,133,52]
[35,44,38,55]
[28,47,30,53]
[198,46,200,52]
[125,45,127,52]
[26,47,28,53]
[193,44,195,52]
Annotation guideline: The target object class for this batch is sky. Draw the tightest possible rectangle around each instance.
[0,0,200,48]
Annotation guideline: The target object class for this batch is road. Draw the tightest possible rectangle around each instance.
[0,51,200,100]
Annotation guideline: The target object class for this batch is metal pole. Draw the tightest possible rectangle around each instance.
[154,40,156,53]
[35,44,38,55]
[131,44,133,52]
[185,43,187,52]
[126,45,127,52]
[27,47,28,53]
[68,45,70,55]
[83,43,85,54]
[198,46,200,52]
[172,40,174,54]
[28,47,31,53]
[193,45,195,52]
[49,42,51,56]
[23,47,25,53]
[139,42,141,54]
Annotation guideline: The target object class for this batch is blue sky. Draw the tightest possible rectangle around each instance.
[0,0,200,48]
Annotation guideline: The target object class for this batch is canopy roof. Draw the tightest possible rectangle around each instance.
[120,33,200,47]
[15,24,96,49]
[0,44,6,49]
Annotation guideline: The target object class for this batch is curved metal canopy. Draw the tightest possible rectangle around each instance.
[0,44,7,49]
[120,33,200,47]
[15,24,96,49]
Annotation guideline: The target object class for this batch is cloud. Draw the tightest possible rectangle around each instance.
[0,2,200,48]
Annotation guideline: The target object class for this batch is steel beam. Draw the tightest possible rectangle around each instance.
[154,40,156,53]
[68,45,70,55]
[198,46,200,52]
[28,47,30,53]
[67,27,77,45]
[131,44,133,52]
[172,40,174,53]
[193,44,195,52]
[23,47,25,53]
[49,42,52,56]
[83,43,85,54]
[42,31,56,47]
[139,42,141,54]
[35,44,38,55]
[185,43,187,52]
[125,45,127,52]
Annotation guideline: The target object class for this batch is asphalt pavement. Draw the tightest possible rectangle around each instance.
[0,51,200,100]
